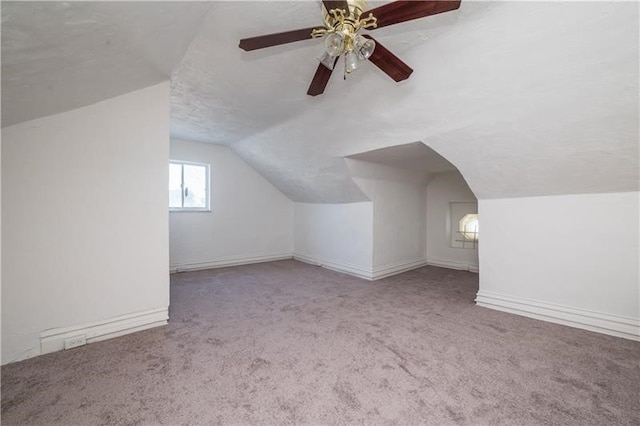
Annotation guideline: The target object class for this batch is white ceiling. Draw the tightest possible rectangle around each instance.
[346,142,457,173]
[3,1,638,202]
[1,1,212,127]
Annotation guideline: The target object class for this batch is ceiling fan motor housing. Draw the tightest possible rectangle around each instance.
[322,0,367,29]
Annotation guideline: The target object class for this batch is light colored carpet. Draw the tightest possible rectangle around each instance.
[2,260,639,425]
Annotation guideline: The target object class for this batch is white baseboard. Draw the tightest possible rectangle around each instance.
[170,252,293,273]
[372,258,428,280]
[293,253,373,280]
[294,254,430,281]
[427,257,479,273]
[475,290,640,341]
[40,307,169,355]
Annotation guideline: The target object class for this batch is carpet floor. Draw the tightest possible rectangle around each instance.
[2,260,639,425]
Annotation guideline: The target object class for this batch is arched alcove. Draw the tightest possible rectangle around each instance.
[345,141,479,276]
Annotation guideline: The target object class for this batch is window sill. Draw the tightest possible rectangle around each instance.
[169,208,211,213]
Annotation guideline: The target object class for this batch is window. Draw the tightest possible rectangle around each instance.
[450,202,478,249]
[459,214,479,242]
[169,161,210,211]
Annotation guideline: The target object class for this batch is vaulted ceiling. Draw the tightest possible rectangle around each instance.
[3,1,638,202]
[1,1,212,127]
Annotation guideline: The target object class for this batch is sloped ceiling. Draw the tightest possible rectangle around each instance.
[1,1,213,127]
[346,142,457,174]
[3,1,638,202]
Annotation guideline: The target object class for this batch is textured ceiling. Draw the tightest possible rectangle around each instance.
[346,142,457,173]
[3,1,638,202]
[1,1,212,127]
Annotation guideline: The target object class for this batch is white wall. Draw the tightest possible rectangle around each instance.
[426,171,479,271]
[169,139,293,271]
[477,191,639,340]
[1,83,171,364]
[348,160,429,278]
[370,179,427,274]
[294,202,374,278]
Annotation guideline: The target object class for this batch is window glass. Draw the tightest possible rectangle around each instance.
[450,202,478,249]
[169,161,210,211]
[459,214,479,241]
[183,164,207,208]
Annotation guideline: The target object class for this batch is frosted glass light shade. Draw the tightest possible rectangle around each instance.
[354,35,375,60]
[324,32,345,56]
[318,50,336,70]
[345,51,360,73]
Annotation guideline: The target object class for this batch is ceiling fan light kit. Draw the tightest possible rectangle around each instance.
[310,0,378,77]
[239,0,462,96]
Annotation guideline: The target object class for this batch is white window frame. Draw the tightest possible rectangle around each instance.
[169,160,211,212]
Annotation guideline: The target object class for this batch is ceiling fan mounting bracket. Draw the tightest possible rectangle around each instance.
[322,0,368,26]
[313,1,377,47]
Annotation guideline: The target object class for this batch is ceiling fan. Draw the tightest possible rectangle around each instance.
[239,0,461,96]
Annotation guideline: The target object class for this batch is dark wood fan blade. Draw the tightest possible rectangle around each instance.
[307,58,339,96]
[322,1,349,13]
[363,0,461,29]
[363,35,413,82]
[239,27,323,51]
